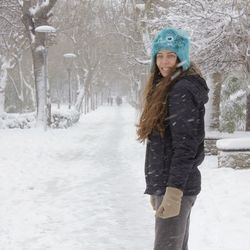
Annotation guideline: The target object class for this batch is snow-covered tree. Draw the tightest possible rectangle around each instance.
[220,74,247,132]
[123,0,250,131]
[170,0,250,131]
[18,0,58,127]
[53,0,106,113]
[0,0,25,114]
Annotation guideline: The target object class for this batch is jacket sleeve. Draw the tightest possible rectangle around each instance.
[167,81,200,190]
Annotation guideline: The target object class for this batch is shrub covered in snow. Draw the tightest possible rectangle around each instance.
[50,107,80,128]
[0,112,36,129]
[0,108,80,129]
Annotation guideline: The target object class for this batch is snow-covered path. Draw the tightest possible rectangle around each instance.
[0,104,153,250]
[0,103,250,250]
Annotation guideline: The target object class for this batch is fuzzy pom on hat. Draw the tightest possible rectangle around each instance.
[151,27,190,71]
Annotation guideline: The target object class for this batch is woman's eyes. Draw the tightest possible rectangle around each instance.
[157,54,176,59]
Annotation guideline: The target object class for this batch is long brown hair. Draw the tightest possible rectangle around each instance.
[136,62,202,143]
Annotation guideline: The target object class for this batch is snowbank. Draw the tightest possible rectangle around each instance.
[206,130,250,139]
[216,138,250,151]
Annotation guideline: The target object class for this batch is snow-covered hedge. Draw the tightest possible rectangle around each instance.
[50,108,80,128]
[0,108,80,129]
[0,112,36,129]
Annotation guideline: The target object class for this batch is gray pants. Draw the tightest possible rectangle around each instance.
[152,195,197,250]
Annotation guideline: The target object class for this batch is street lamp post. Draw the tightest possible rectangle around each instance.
[63,53,76,109]
[35,25,56,131]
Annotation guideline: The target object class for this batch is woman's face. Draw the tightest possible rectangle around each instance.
[156,50,178,77]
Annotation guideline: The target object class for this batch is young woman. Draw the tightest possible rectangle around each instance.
[137,28,209,250]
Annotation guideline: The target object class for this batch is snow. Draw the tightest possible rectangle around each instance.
[0,103,250,250]
[35,46,45,52]
[17,0,23,7]
[134,58,150,65]
[0,58,10,114]
[229,89,245,102]
[135,4,145,11]
[63,53,77,58]
[29,1,50,16]
[216,137,250,150]
[142,31,151,56]
[35,25,56,33]
[206,130,250,139]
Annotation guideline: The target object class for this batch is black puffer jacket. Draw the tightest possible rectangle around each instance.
[144,75,209,196]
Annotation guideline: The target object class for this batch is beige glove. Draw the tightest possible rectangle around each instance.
[155,187,183,219]
[150,195,157,211]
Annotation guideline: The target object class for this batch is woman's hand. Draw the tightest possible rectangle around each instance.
[155,187,183,219]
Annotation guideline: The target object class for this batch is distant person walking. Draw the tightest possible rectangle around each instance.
[136,27,209,250]
[116,96,122,106]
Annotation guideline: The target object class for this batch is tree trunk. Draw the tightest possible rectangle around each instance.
[245,47,250,131]
[31,46,46,127]
[84,94,87,114]
[75,82,85,112]
[209,72,222,131]
[21,0,57,127]
[17,58,24,113]
[75,70,94,112]
[86,93,89,113]
[0,65,8,114]
[246,91,250,131]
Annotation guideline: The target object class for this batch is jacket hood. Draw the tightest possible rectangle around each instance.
[181,75,209,105]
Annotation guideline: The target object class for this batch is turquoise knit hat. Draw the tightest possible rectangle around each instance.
[151,27,190,71]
